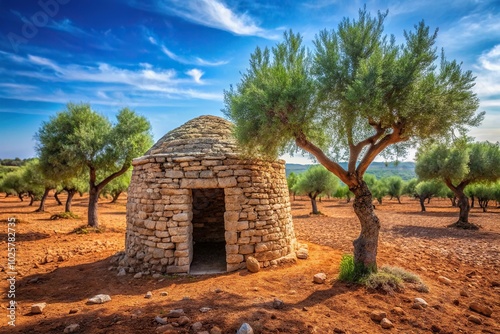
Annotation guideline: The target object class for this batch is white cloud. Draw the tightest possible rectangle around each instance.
[0,52,223,107]
[145,0,278,39]
[186,69,204,83]
[474,44,500,98]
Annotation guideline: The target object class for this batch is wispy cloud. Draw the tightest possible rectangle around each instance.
[48,18,88,36]
[151,37,229,66]
[135,0,278,39]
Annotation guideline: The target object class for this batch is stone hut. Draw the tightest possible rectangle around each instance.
[123,115,297,274]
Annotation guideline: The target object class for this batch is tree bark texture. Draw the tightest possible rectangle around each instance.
[36,187,51,212]
[350,181,380,275]
[88,186,100,228]
[65,189,76,213]
[448,191,478,229]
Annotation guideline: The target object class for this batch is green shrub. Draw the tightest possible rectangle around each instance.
[338,254,368,282]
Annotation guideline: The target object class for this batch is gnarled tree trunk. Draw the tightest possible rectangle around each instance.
[449,190,477,229]
[65,189,76,213]
[350,181,380,276]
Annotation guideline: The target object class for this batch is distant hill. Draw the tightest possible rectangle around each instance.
[286,161,416,180]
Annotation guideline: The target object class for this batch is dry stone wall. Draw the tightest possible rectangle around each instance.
[123,115,297,274]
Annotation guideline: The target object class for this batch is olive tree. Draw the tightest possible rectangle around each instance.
[293,165,338,214]
[416,141,500,228]
[414,180,447,212]
[36,103,153,228]
[224,8,482,275]
[384,176,404,203]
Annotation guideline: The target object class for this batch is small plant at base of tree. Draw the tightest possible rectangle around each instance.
[338,254,367,282]
[70,225,106,235]
[50,212,80,220]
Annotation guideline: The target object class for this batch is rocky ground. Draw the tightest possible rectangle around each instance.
[0,193,499,333]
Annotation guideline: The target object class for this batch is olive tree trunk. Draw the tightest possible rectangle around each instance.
[419,196,426,212]
[350,181,380,275]
[65,189,76,213]
[88,186,100,228]
[36,187,51,212]
[448,191,477,229]
[309,194,319,214]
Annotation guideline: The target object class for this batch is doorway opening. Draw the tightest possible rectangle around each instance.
[189,188,226,274]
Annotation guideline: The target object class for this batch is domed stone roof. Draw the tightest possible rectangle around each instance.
[146,115,241,156]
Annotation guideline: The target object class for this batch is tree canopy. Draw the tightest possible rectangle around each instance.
[35,103,153,227]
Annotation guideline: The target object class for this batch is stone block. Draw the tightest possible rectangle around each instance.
[218,177,237,187]
[224,231,237,244]
[181,178,218,188]
[226,244,239,254]
[164,170,184,178]
[154,221,166,231]
[239,244,255,255]
[153,248,165,258]
[157,242,175,249]
[170,195,191,204]
[173,213,190,222]
[226,254,244,264]
[174,250,189,257]
[237,221,249,231]
[171,235,188,243]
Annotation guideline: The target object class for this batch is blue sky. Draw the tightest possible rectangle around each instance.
[0,0,499,162]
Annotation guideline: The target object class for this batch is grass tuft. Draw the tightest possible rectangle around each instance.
[338,254,367,282]
[362,265,429,294]
[50,212,80,220]
[70,225,106,234]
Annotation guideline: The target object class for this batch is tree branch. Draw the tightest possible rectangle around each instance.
[357,129,402,176]
[295,131,354,186]
[96,163,130,192]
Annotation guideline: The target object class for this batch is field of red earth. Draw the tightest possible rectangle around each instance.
[0,192,499,334]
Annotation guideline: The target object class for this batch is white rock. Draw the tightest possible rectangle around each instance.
[88,294,111,304]
[413,297,428,309]
[117,268,126,276]
[31,302,47,314]
[237,323,254,334]
[313,273,327,284]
